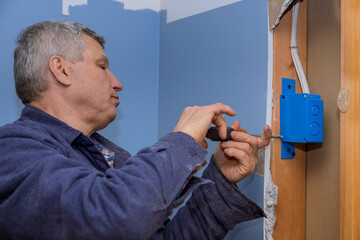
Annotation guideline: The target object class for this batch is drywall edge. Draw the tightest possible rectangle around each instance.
[264,29,278,240]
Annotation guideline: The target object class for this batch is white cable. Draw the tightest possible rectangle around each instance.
[291,1,310,94]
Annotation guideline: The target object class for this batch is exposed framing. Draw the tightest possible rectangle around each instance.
[340,0,360,239]
[270,0,307,238]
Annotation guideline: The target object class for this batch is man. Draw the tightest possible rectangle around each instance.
[0,20,271,239]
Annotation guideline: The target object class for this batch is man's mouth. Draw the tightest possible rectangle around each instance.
[111,95,119,106]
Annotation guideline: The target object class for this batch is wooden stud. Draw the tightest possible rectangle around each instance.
[271,0,307,239]
[340,0,360,239]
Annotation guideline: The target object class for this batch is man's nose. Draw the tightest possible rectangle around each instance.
[109,71,123,92]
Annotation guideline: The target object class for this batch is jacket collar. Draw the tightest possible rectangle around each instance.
[20,104,83,144]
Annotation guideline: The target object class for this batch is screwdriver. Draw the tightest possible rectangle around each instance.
[206,126,283,141]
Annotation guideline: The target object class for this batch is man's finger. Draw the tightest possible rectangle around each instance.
[213,115,228,140]
[173,103,236,144]
[257,124,272,148]
[209,103,236,117]
[209,103,236,140]
[231,121,241,131]
[230,131,258,149]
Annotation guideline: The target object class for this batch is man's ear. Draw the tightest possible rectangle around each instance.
[49,56,73,86]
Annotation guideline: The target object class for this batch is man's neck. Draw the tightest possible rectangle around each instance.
[30,100,95,137]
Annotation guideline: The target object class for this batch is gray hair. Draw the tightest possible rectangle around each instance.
[14,20,106,103]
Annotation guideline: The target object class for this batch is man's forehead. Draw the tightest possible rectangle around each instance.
[82,34,108,62]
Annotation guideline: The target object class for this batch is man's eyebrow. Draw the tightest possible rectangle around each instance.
[96,55,109,66]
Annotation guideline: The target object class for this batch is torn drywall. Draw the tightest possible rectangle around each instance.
[165,0,243,23]
[264,169,278,240]
[62,0,161,15]
[268,0,294,30]
[264,29,278,240]
[62,0,88,15]
[62,0,245,24]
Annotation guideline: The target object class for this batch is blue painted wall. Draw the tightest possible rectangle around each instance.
[158,1,268,239]
[1,0,268,238]
[0,0,160,155]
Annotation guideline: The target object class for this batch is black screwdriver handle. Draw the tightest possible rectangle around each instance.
[206,127,233,141]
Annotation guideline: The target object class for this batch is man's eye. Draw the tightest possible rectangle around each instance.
[99,65,106,70]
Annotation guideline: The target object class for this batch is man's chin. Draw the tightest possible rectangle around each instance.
[98,112,117,131]
[109,110,117,122]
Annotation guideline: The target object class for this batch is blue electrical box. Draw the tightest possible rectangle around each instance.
[280,78,323,159]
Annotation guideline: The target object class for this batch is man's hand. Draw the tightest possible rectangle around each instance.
[213,121,272,183]
[173,103,236,148]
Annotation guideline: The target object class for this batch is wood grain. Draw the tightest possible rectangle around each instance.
[271,1,307,239]
[340,0,360,239]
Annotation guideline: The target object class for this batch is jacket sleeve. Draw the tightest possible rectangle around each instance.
[151,157,265,240]
[0,131,209,240]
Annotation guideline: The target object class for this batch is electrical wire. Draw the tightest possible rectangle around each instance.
[291,1,310,94]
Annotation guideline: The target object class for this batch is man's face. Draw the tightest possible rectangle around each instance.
[69,34,123,131]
